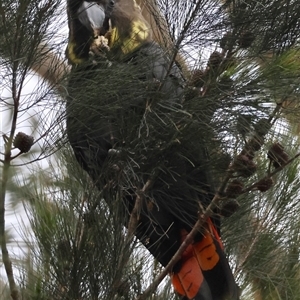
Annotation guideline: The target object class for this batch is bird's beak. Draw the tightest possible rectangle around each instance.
[77,1,106,36]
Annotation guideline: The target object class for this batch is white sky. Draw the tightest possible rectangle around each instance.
[0,0,69,287]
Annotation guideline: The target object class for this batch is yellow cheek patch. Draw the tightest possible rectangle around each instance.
[108,19,150,55]
[67,42,85,65]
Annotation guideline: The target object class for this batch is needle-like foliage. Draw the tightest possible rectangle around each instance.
[1,0,300,299]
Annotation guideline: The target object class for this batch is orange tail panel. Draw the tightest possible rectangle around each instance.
[171,218,235,300]
[193,221,221,271]
[171,255,204,299]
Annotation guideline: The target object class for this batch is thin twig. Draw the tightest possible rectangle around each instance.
[136,96,287,299]
[127,178,153,239]
[242,152,300,194]
[233,224,260,277]
[109,176,156,299]
[162,1,204,86]
[0,6,21,294]
[135,201,219,300]
[0,146,19,300]
[135,171,232,300]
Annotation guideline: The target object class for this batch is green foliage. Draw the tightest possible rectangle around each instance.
[18,148,174,299]
[1,0,300,299]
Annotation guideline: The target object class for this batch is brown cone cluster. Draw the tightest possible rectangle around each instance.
[267,142,289,168]
[232,154,257,177]
[13,132,34,153]
[247,134,264,152]
[220,200,241,218]
[256,177,274,192]
[225,179,244,198]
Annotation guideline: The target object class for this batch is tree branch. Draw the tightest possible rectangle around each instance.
[0,141,19,300]
[135,184,228,300]
[135,96,289,299]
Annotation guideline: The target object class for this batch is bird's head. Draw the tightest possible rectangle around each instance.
[76,0,115,37]
[67,0,152,64]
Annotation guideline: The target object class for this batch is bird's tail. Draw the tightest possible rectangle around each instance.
[171,219,238,300]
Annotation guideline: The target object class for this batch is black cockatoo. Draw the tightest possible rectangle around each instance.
[66,0,239,299]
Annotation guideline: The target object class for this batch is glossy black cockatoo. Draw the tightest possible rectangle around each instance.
[65,0,239,299]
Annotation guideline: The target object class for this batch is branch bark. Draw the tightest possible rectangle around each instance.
[0,142,19,300]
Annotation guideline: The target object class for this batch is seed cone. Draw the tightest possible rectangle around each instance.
[13,132,34,153]
[256,177,274,192]
[226,179,244,198]
[220,200,240,218]
[268,142,289,168]
[232,154,257,177]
